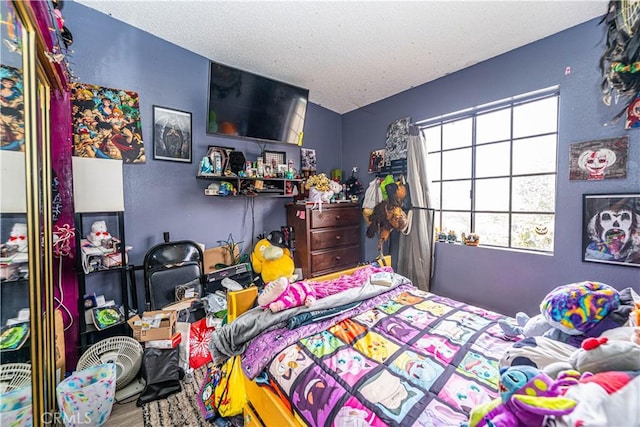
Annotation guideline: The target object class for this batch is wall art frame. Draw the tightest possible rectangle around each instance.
[368,149,385,173]
[153,105,192,163]
[582,193,640,268]
[301,148,316,171]
[263,150,286,169]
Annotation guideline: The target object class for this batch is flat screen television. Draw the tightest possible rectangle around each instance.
[207,61,309,145]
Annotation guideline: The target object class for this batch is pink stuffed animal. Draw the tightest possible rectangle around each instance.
[257,277,316,312]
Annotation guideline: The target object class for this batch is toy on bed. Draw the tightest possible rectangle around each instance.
[257,277,316,312]
[499,281,622,346]
[464,366,577,427]
[250,232,295,283]
[543,327,640,378]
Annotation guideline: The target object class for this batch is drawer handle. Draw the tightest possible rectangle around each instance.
[335,215,341,220]
[335,256,341,261]
[335,235,341,240]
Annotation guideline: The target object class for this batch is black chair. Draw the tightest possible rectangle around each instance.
[143,240,205,311]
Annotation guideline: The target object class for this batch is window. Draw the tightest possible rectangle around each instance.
[421,87,558,252]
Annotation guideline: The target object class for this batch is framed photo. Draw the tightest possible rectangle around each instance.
[263,150,286,168]
[206,145,232,175]
[569,137,628,181]
[368,149,385,173]
[301,148,316,171]
[582,193,640,267]
[153,106,192,163]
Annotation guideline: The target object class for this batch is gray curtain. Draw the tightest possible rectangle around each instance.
[398,127,434,291]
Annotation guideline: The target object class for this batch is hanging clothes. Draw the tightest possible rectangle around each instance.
[398,126,434,292]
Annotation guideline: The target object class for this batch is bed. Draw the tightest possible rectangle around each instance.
[210,257,522,427]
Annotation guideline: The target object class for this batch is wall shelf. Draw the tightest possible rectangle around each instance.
[196,174,302,198]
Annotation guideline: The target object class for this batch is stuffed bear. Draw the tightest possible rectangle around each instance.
[6,223,28,252]
[257,277,316,312]
[250,237,294,283]
[464,365,577,427]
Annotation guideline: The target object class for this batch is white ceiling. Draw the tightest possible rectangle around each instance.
[74,0,607,114]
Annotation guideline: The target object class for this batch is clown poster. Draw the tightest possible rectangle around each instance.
[0,65,24,151]
[70,82,145,163]
[582,193,640,267]
[569,137,628,181]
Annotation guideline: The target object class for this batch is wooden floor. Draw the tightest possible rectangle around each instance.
[105,398,144,427]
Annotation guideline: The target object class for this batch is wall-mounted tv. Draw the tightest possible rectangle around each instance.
[207,61,309,146]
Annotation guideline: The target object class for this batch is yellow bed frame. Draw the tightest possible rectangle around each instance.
[226,256,391,427]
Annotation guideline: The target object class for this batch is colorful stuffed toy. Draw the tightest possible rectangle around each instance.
[250,236,294,283]
[257,277,316,312]
[464,366,577,427]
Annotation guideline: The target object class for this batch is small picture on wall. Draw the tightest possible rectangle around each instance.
[153,106,192,163]
[625,94,640,129]
[301,148,317,171]
[368,149,385,173]
[569,137,628,181]
[582,193,640,268]
[0,65,24,151]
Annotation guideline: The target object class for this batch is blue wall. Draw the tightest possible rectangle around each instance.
[342,18,639,316]
[66,2,638,316]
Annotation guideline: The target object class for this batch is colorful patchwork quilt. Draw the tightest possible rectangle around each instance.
[265,288,516,426]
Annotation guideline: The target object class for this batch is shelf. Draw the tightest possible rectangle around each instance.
[197,174,302,197]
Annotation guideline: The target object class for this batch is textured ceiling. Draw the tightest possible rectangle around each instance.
[75,0,607,114]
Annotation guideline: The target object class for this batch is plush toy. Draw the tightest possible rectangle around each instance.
[543,328,640,378]
[6,223,28,252]
[250,237,294,283]
[257,277,316,312]
[87,220,111,247]
[464,366,577,427]
[365,179,409,255]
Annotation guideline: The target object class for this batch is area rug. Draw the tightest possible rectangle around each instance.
[142,365,210,426]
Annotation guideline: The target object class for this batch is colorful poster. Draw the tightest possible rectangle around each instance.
[0,64,24,151]
[569,137,628,181]
[70,82,145,163]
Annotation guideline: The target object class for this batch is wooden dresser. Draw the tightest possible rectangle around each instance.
[286,203,362,278]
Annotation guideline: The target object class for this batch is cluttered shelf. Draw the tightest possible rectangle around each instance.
[196,174,302,197]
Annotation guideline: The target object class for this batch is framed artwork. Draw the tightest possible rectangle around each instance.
[0,65,24,151]
[368,149,385,173]
[206,145,232,175]
[582,193,640,267]
[153,106,192,163]
[569,137,628,181]
[301,148,316,171]
[71,82,145,163]
[385,116,410,162]
[263,150,286,168]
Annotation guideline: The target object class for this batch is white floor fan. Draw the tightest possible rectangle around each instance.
[76,336,145,402]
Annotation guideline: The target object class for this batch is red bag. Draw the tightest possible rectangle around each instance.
[189,318,215,369]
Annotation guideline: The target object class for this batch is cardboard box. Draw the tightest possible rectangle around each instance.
[144,332,182,349]
[127,310,177,342]
[204,245,240,273]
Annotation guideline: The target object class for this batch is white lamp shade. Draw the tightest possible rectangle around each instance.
[72,157,124,213]
[0,150,27,213]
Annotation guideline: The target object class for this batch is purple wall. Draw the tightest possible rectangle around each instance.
[342,18,639,316]
[64,2,342,309]
[64,1,637,324]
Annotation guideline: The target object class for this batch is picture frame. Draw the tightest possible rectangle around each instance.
[206,145,233,175]
[263,150,286,169]
[153,106,192,163]
[569,137,628,181]
[301,148,317,171]
[368,149,385,173]
[582,193,640,268]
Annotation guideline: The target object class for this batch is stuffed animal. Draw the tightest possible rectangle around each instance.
[87,220,111,247]
[257,277,316,312]
[250,237,294,283]
[365,179,409,255]
[6,223,28,252]
[543,328,640,378]
[464,366,577,427]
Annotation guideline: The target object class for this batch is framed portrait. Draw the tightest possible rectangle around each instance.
[368,149,385,173]
[582,193,640,267]
[301,148,317,171]
[263,150,286,168]
[153,106,192,163]
[569,137,628,181]
[206,145,232,175]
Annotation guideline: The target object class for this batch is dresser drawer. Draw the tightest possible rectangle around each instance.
[310,226,360,251]
[310,207,360,229]
[311,245,360,274]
